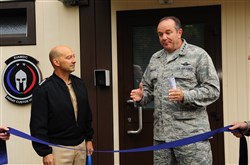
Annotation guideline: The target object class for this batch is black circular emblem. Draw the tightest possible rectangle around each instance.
[2,55,42,104]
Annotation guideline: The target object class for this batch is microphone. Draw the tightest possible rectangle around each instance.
[168,77,176,89]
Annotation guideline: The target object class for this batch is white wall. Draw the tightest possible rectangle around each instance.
[111,0,250,164]
[0,0,80,164]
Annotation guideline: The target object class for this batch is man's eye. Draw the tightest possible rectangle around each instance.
[66,54,75,60]
[66,55,72,59]
[166,31,172,35]
[158,33,163,37]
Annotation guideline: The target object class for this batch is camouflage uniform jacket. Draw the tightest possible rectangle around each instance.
[140,39,220,142]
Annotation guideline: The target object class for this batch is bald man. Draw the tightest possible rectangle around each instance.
[30,45,94,165]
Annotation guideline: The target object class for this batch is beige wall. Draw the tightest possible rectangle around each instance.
[0,0,80,164]
[112,0,250,165]
[222,1,250,164]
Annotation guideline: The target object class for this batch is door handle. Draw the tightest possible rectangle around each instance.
[126,100,143,134]
[127,106,143,134]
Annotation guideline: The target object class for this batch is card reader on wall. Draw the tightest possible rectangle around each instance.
[94,69,110,86]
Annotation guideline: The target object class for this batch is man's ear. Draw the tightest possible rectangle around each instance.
[178,28,183,39]
[53,59,60,67]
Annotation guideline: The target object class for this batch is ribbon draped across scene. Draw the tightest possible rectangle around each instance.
[0,125,248,165]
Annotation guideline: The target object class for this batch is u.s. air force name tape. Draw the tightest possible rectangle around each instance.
[0,125,248,165]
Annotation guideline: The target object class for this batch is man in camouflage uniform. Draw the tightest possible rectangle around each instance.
[130,16,220,165]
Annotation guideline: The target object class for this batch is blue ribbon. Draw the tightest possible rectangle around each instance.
[0,125,247,165]
[108,125,232,153]
[0,140,8,164]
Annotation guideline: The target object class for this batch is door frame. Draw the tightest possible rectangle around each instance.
[117,5,224,165]
[79,0,113,165]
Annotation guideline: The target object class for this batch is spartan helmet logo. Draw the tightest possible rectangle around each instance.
[15,69,27,92]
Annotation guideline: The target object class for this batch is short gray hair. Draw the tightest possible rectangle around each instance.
[159,16,182,30]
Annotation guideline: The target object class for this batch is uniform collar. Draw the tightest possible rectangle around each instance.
[156,39,188,59]
[179,39,188,56]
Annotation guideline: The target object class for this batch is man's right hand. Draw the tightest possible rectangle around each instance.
[229,121,248,138]
[130,83,143,102]
[0,126,10,140]
[43,154,54,165]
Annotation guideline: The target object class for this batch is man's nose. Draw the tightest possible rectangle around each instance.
[162,33,168,40]
[72,57,76,63]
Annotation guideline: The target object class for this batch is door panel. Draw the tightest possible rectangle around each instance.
[118,5,223,165]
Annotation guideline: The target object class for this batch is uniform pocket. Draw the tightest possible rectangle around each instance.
[172,110,197,120]
[173,65,197,89]
[150,70,158,83]
[172,106,204,120]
